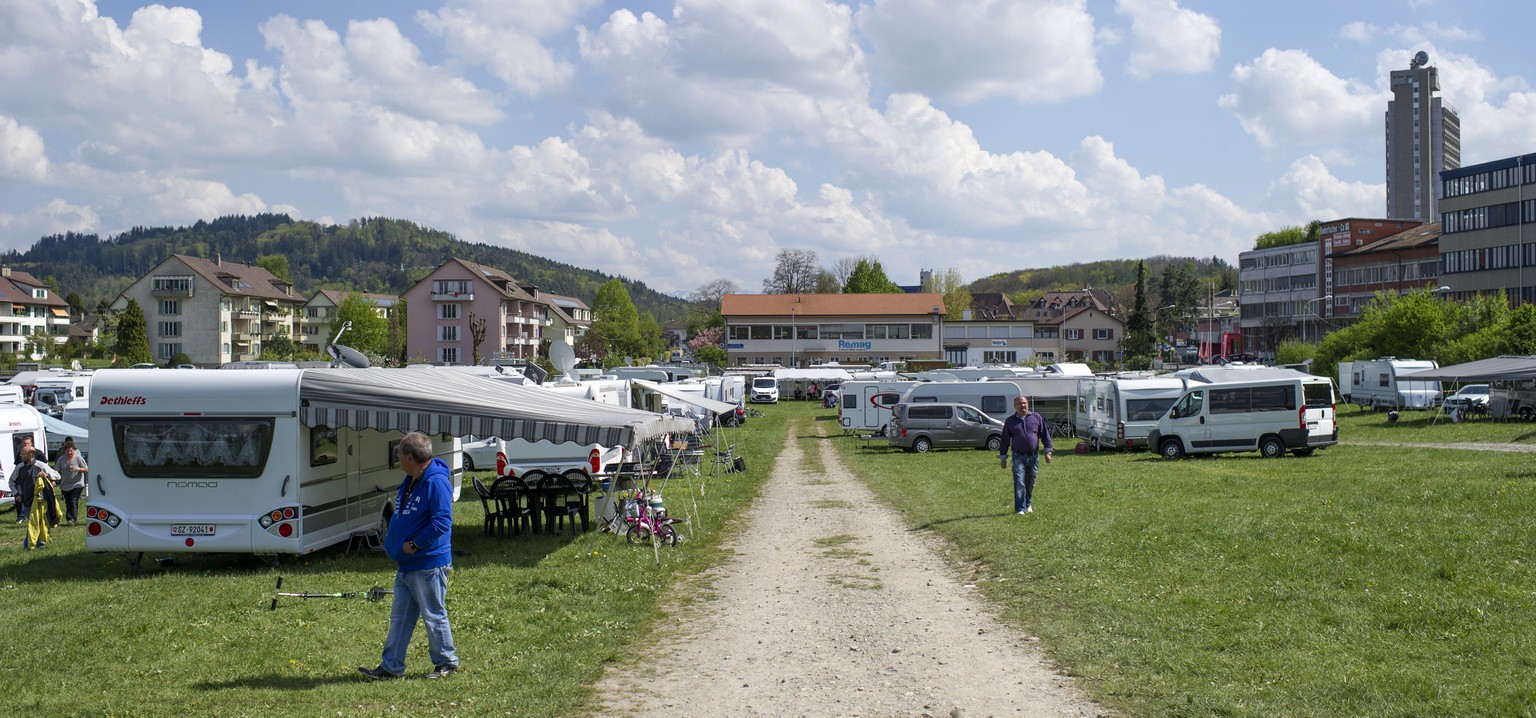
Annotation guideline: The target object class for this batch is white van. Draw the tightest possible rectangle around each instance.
[1148,376,1337,459]
[0,404,51,512]
[1077,375,1188,450]
[837,380,913,434]
[750,376,780,403]
[898,381,1019,422]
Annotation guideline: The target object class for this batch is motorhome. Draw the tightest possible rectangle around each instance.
[1076,375,1188,450]
[1491,379,1536,420]
[0,384,23,405]
[837,380,915,434]
[1148,376,1337,459]
[0,404,48,513]
[1348,358,1441,410]
[897,381,1020,422]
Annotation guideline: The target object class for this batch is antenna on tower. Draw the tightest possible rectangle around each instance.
[1410,50,1429,69]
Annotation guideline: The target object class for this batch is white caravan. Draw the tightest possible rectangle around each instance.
[1348,358,1441,410]
[838,380,914,434]
[1336,361,1354,404]
[1148,376,1338,459]
[0,404,48,513]
[898,381,1020,422]
[1076,375,1188,450]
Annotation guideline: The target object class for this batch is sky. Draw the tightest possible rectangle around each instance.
[2,0,1534,297]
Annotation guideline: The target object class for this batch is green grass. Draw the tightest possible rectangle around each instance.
[815,401,1536,717]
[0,407,787,717]
[1336,403,1536,445]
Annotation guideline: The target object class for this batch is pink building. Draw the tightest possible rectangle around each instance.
[402,258,553,365]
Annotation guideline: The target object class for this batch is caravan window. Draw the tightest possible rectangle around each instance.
[1126,398,1176,422]
[979,396,1008,415]
[310,426,339,467]
[113,418,275,478]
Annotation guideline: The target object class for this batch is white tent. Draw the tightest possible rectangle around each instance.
[1397,356,1536,382]
[629,379,739,416]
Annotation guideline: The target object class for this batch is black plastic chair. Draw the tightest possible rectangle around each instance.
[472,476,504,537]
[491,474,538,537]
[538,470,593,534]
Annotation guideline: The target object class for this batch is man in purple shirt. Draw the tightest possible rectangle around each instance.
[999,396,1053,514]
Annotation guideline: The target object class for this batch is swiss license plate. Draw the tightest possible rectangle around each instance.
[171,524,216,536]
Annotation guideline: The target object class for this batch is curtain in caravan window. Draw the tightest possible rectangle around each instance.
[113,418,275,478]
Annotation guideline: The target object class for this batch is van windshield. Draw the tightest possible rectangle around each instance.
[752,378,777,388]
[1303,382,1335,408]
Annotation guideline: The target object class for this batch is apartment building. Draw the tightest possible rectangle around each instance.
[114,253,303,365]
[301,290,398,353]
[1332,222,1442,323]
[0,267,72,359]
[1020,290,1125,364]
[543,293,592,349]
[1438,152,1535,307]
[401,258,554,365]
[719,293,945,367]
[1385,52,1460,220]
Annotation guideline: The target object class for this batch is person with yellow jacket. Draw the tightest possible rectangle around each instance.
[19,448,60,550]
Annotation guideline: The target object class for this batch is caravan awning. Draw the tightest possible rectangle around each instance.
[1397,356,1536,382]
[298,368,696,447]
[630,379,738,416]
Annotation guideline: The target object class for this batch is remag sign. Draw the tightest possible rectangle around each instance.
[837,339,874,351]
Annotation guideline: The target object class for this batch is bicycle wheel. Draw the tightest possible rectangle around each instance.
[626,521,652,544]
[657,523,678,546]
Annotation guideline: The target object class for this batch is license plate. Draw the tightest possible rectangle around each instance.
[171,524,216,536]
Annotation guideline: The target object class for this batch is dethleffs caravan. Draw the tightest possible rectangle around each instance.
[85,368,693,564]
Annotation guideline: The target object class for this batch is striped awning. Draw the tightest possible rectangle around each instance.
[51,307,69,317]
[298,368,695,447]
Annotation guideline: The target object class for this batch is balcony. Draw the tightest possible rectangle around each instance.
[151,285,194,298]
[432,291,474,302]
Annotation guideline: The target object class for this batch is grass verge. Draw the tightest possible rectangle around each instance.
[1,407,786,717]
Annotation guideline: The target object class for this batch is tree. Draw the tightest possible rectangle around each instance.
[386,301,406,365]
[112,299,152,366]
[922,268,972,320]
[257,254,291,281]
[333,293,389,356]
[1119,261,1156,369]
[261,330,302,361]
[814,269,841,293]
[637,311,666,361]
[64,291,86,317]
[762,249,821,293]
[468,311,488,366]
[590,278,642,361]
[689,278,738,307]
[693,344,727,366]
[1253,225,1310,250]
[1157,262,1201,340]
[843,258,904,294]
[829,256,862,288]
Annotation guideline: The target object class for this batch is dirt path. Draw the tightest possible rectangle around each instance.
[594,418,1105,717]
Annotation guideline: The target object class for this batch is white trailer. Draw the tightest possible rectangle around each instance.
[1349,358,1441,410]
[1337,361,1354,404]
[0,404,48,513]
[1076,375,1188,450]
[85,368,693,563]
[837,380,914,434]
[898,381,1021,422]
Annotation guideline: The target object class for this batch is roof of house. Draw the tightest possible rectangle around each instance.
[1339,222,1442,256]
[172,254,302,303]
[545,293,590,311]
[720,293,946,317]
[0,269,69,308]
[68,314,106,338]
[446,257,539,302]
[969,292,1019,320]
[310,289,399,307]
[1023,289,1121,324]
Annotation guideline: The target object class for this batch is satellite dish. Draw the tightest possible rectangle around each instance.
[327,343,371,369]
[1412,50,1429,68]
[549,340,578,380]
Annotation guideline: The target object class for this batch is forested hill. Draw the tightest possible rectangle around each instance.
[4,214,692,321]
[970,255,1237,301]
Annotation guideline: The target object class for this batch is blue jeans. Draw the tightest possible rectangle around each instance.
[381,565,457,674]
[1011,453,1040,512]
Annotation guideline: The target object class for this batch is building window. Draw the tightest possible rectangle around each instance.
[1066,329,1083,340]
[32,288,47,299]
[152,276,192,294]
[305,307,321,319]
[157,343,182,360]
[1095,328,1113,340]
[433,280,472,295]
[222,342,231,354]
[439,347,458,364]
[728,326,750,341]
[438,325,459,342]
[160,300,180,316]
[439,304,459,320]
[159,321,181,338]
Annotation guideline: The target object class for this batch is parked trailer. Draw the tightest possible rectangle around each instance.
[1491,379,1536,420]
[1349,358,1441,410]
[898,381,1020,422]
[1076,375,1188,450]
[1337,361,1354,404]
[0,404,49,513]
[837,380,915,434]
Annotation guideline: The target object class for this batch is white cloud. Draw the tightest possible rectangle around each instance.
[0,116,48,182]
[0,199,100,250]
[857,0,1102,104]
[1340,20,1481,46]
[1380,47,1536,164]
[1218,48,1386,148]
[1116,0,1220,80]
[416,0,595,96]
[1264,155,1384,219]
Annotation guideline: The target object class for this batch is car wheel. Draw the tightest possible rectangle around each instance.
[462,454,475,472]
[1259,436,1286,458]
[1521,406,1535,421]
[1159,438,1184,460]
[985,434,1002,452]
[913,436,932,453]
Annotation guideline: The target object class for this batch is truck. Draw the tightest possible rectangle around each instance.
[1348,358,1441,410]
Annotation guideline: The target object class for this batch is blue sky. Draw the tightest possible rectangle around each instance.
[2,0,1533,295]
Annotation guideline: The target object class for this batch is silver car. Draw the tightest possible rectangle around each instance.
[887,402,1004,453]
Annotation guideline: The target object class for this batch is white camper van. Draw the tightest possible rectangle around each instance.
[898,381,1020,422]
[1349,358,1440,410]
[1077,375,1188,450]
[1148,376,1337,459]
[83,369,462,560]
[0,404,48,513]
[837,380,913,434]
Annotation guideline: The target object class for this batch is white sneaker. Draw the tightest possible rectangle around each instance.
[1026,506,1033,513]
[1016,510,1027,515]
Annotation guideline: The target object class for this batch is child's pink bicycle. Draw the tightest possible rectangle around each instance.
[618,485,679,546]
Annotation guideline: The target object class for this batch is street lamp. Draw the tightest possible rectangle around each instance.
[1304,294,1332,343]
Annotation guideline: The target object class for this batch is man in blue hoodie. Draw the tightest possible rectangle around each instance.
[360,431,459,680]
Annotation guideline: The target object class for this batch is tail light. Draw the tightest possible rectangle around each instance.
[259,505,300,537]
[86,505,120,536]
[1298,407,1307,430]
[1116,421,1124,442]
[589,448,603,474]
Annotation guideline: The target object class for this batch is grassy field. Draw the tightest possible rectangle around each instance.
[826,403,1536,717]
[0,411,783,717]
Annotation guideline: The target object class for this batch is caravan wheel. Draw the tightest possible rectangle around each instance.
[378,505,393,540]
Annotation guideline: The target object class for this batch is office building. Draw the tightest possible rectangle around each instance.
[1385,51,1461,220]
[1439,152,1536,307]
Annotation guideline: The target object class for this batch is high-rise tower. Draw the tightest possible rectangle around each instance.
[1385,51,1460,220]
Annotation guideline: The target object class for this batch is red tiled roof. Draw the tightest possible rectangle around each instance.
[721,293,945,317]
